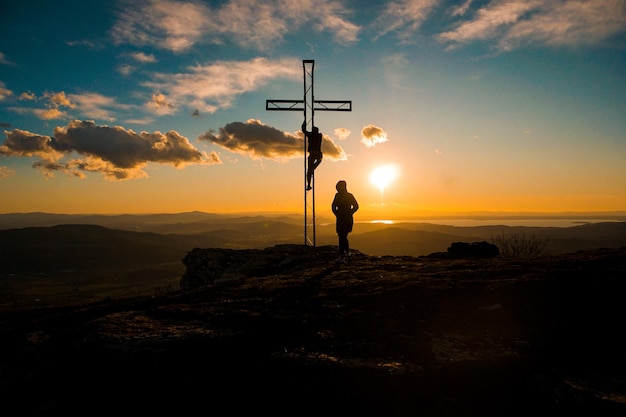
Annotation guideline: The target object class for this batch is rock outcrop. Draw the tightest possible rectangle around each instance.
[180,242,503,289]
[181,244,349,288]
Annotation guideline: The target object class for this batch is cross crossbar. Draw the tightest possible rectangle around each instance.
[266,99,303,111]
[266,99,351,111]
[314,100,352,111]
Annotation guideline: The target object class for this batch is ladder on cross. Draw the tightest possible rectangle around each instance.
[266,59,352,246]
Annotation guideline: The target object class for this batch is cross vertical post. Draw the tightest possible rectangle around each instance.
[303,60,315,247]
[266,59,351,247]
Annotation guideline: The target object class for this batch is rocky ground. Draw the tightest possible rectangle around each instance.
[1,244,625,415]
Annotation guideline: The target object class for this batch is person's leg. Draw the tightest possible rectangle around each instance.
[306,156,314,189]
[312,155,322,170]
[338,232,348,255]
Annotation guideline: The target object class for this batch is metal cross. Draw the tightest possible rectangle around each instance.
[266,59,352,246]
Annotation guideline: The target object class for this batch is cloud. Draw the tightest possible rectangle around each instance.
[111,0,209,52]
[199,119,346,161]
[19,92,36,101]
[33,108,67,120]
[22,91,78,120]
[66,39,104,50]
[143,57,301,114]
[67,92,120,121]
[361,124,389,148]
[0,120,221,180]
[111,0,359,52]
[130,51,157,63]
[373,0,441,42]
[117,64,135,75]
[146,93,176,115]
[5,90,130,123]
[439,0,626,52]
[115,52,156,76]
[0,82,13,101]
[308,0,360,45]
[46,92,75,109]
[0,52,14,65]
[501,0,626,50]
[438,1,541,47]
[0,166,14,179]
[334,127,351,140]
[450,0,472,17]
[0,129,65,162]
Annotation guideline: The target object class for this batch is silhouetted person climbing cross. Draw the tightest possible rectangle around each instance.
[302,122,323,190]
[331,180,359,262]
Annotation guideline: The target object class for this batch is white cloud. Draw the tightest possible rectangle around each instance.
[68,92,119,121]
[111,0,209,52]
[439,0,540,47]
[307,0,360,44]
[501,0,626,50]
[450,0,472,17]
[131,52,157,63]
[111,0,360,52]
[143,57,301,114]
[439,0,626,52]
[373,0,441,42]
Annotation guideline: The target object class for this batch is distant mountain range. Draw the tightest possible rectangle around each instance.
[1,212,624,309]
[1,212,625,265]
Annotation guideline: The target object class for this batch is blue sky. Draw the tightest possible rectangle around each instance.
[1,0,625,217]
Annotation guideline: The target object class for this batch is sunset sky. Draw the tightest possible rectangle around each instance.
[1,0,625,219]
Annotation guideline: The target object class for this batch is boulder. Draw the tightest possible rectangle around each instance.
[447,241,500,259]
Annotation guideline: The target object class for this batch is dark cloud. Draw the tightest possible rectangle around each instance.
[1,120,221,180]
[198,119,346,161]
[0,129,62,159]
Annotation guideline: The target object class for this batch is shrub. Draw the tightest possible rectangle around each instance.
[490,232,549,258]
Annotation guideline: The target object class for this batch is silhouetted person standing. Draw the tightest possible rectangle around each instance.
[302,122,323,190]
[331,180,359,262]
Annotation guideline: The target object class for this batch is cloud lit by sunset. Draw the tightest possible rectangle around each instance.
[360,125,389,148]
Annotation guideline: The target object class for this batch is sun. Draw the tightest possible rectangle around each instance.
[369,164,399,197]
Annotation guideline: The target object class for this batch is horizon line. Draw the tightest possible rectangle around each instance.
[1,210,626,219]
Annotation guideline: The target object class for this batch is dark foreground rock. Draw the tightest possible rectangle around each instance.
[1,245,626,415]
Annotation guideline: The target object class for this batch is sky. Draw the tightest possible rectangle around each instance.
[1,0,625,220]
